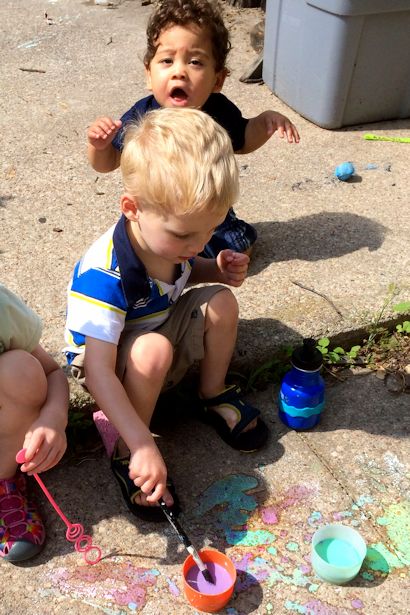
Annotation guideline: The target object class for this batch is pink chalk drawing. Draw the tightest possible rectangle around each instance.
[261,506,279,525]
[47,562,160,609]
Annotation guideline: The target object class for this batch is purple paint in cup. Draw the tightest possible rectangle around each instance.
[186,561,233,594]
[182,548,236,612]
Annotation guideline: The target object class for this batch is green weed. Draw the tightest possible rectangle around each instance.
[317,338,362,365]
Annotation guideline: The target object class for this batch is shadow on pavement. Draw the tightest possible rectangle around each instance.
[249,212,387,275]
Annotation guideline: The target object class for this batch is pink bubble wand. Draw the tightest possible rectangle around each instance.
[16,448,102,565]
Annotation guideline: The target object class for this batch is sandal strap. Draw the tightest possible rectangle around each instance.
[110,445,180,519]
[202,384,261,436]
[201,384,240,407]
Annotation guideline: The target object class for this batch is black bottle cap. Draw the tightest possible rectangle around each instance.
[291,338,323,371]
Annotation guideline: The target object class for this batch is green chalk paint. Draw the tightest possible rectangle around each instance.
[376,502,410,565]
[355,494,374,507]
[308,583,319,593]
[364,546,390,573]
[368,542,405,571]
[286,542,299,552]
[284,600,306,613]
[226,529,276,546]
[315,538,361,567]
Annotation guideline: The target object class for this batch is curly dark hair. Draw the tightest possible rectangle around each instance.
[144,0,231,73]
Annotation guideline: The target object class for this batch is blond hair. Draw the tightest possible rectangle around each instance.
[121,107,238,215]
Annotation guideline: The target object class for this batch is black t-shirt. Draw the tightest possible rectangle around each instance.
[111,93,248,153]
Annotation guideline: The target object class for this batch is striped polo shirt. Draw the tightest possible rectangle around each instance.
[65,215,193,360]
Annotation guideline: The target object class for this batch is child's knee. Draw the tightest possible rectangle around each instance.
[208,289,239,322]
[0,349,47,407]
[128,333,173,375]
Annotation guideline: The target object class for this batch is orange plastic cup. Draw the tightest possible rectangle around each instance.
[182,548,236,613]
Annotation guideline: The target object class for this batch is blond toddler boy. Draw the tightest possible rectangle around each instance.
[65,108,268,521]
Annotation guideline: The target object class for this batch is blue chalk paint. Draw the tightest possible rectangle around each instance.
[335,162,355,181]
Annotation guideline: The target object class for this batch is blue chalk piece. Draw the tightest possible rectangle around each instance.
[334,162,355,181]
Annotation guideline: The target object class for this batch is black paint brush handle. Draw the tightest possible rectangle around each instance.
[158,498,215,584]
[158,498,191,549]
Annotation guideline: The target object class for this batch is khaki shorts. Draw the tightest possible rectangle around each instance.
[70,285,227,391]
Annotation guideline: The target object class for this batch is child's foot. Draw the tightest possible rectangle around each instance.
[110,444,180,522]
[199,385,269,452]
[0,473,45,563]
[200,208,257,258]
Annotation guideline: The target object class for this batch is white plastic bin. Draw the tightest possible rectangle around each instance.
[262,0,410,128]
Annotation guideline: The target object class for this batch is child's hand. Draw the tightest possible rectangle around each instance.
[128,440,169,504]
[216,249,249,287]
[21,420,67,475]
[263,110,300,143]
[87,116,122,150]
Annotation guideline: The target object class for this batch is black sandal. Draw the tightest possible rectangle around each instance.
[200,385,269,452]
[111,446,180,522]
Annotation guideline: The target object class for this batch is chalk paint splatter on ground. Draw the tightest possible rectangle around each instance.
[355,452,409,497]
[40,472,409,613]
[284,599,360,614]
[42,561,164,612]
[194,473,410,612]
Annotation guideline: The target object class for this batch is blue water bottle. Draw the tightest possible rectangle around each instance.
[278,338,325,430]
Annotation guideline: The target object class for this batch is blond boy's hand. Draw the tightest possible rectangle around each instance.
[216,249,249,287]
[263,110,300,143]
[128,440,169,504]
[87,116,122,150]
[21,421,67,475]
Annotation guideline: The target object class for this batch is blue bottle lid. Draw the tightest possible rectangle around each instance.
[291,338,323,371]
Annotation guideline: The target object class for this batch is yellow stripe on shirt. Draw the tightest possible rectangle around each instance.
[105,237,114,270]
[69,290,126,315]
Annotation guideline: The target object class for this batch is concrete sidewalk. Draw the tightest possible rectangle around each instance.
[0,369,409,614]
[0,1,409,613]
[1,0,409,364]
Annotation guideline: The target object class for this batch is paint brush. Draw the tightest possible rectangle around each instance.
[158,498,215,584]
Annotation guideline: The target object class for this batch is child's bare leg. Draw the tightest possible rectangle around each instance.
[120,332,174,506]
[0,350,47,478]
[198,290,257,432]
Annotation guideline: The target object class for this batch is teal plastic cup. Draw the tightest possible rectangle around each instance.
[311,524,366,584]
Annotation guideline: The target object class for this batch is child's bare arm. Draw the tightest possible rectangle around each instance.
[84,336,168,503]
[237,110,300,154]
[21,345,69,475]
[87,116,122,173]
[190,250,249,287]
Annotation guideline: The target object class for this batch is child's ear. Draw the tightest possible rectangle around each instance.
[213,68,228,93]
[121,194,140,221]
[145,65,153,91]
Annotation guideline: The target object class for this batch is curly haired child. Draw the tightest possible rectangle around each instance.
[87,0,299,258]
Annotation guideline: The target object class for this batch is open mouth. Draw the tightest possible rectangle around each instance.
[170,87,188,102]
